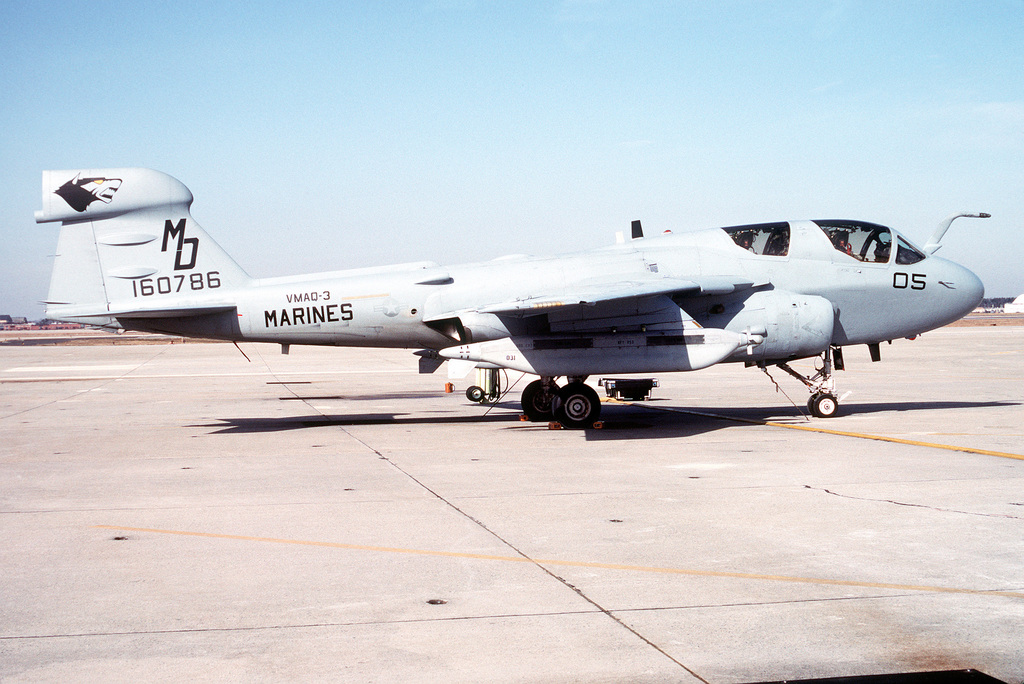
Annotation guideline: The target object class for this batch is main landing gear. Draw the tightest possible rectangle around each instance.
[521,377,602,428]
[521,378,558,422]
[775,346,844,418]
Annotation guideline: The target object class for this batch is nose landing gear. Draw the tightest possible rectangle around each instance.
[775,346,844,418]
[807,391,839,418]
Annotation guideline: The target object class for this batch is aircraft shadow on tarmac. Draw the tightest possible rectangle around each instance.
[276,391,444,402]
[188,399,1016,438]
[582,399,1020,441]
[189,412,521,434]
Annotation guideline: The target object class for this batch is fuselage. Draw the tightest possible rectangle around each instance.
[217,219,982,363]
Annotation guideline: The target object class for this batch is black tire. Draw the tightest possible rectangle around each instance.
[554,382,601,429]
[466,386,485,403]
[809,392,839,418]
[521,380,557,422]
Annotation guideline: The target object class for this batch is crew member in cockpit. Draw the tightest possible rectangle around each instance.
[873,234,891,262]
[833,231,852,255]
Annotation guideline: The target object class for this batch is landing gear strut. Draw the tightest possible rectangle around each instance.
[776,346,843,418]
[521,378,559,421]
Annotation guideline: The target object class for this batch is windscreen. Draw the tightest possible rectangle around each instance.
[895,237,926,264]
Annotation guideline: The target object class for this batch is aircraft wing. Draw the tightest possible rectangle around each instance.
[466,275,758,318]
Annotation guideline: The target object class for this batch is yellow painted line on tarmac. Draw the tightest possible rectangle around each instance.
[95,525,1024,600]
[761,421,1024,461]
[631,403,1024,461]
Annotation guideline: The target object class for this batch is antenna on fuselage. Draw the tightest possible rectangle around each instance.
[924,212,991,254]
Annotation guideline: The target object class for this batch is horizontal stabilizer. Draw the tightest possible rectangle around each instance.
[43,303,237,323]
[109,304,237,319]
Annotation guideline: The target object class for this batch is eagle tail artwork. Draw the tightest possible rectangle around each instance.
[53,175,122,212]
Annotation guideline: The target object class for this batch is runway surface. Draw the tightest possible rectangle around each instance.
[2,327,1022,682]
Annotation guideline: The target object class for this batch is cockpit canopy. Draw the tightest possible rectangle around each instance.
[813,220,926,265]
[723,219,928,265]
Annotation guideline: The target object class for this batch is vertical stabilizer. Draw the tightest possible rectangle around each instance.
[37,168,250,323]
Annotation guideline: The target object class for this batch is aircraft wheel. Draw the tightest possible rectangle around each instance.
[521,380,556,422]
[466,386,485,403]
[808,392,839,418]
[554,382,601,429]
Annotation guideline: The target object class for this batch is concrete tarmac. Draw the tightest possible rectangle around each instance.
[1,327,1022,683]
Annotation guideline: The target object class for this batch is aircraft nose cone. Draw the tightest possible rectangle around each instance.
[949,261,985,318]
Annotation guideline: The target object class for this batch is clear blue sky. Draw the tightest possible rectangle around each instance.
[3,1,1022,318]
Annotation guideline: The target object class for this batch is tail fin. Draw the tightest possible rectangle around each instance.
[37,168,250,327]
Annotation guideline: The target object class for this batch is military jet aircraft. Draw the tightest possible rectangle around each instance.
[36,168,986,427]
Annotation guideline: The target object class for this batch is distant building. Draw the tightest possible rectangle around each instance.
[1,316,81,331]
[1006,295,1024,314]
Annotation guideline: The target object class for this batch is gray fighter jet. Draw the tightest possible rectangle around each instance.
[36,168,985,427]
